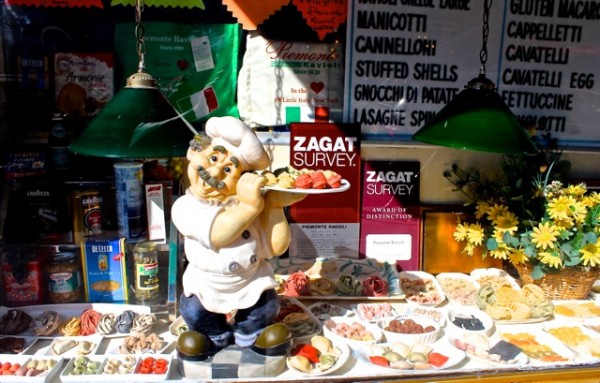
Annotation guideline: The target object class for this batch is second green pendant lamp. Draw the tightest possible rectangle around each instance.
[412,0,538,155]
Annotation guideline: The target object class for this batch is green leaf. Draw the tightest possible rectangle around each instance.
[531,265,544,280]
[486,238,498,250]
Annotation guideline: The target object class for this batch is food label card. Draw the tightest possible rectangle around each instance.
[360,161,421,271]
[288,123,361,259]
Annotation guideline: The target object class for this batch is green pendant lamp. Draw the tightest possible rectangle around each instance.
[69,0,197,158]
[412,0,538,155]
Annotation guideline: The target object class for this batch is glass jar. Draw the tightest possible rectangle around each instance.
[46,251,83,303]
[133,241,160,305]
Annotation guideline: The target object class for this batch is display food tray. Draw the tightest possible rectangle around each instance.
[271,257,404,300]
[0,303,152,338]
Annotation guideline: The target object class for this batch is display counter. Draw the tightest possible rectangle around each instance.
[3,299,600,383]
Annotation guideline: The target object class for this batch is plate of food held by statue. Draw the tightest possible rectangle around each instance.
[260,167,350,194]
[271,257,404,301]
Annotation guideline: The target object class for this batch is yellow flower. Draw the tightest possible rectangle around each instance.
[509,248,528,265]
[489,244,510,260]
[453,223,469,242]
[487,204,509,222]
[538,251,563,269]
[475,201,490,220]
[466,223,485,246]
[493,211,519,235]
[570,199,588,225]
[531,222,560,250]
[580,240,600,267]
[547,195,571,221]
[463,242,476,256]
[566,183,587,197]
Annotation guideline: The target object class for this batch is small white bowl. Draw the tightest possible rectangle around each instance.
[322,316,382,350]
[446,307,494,337]
[378,315,440,345]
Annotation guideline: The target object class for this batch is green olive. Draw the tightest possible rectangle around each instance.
[177,330,211,356]
[255,323,291,348]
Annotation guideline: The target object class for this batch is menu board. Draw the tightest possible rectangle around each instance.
[344,0,600,149]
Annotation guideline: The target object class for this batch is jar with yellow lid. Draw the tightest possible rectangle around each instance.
[45,250,83,303]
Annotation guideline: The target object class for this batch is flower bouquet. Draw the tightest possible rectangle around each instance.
[447,153,600,300]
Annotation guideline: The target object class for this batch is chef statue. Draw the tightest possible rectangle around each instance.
[172,116,306,351]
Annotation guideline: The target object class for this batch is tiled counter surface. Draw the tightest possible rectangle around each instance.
[22,301,600,382]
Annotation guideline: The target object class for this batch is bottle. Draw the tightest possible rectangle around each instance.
[133,241,160,305]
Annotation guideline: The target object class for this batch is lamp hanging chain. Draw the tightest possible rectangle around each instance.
[479,0,491,75]
[135,0,146,73]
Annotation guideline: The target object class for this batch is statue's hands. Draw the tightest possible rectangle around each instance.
[264,190,308,208]
[236,172,267,208]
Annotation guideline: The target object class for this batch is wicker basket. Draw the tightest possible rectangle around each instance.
[515,262,599,300]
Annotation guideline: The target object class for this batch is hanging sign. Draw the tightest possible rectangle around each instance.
[344,1,495,141]
[500,1,600,148]
[293,0,348,41]
[344,0,600,149]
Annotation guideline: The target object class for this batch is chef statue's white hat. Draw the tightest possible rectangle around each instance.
[205,116,271,171]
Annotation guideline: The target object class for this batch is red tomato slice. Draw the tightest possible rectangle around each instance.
[428,352,449,367]
[369,355,390,367]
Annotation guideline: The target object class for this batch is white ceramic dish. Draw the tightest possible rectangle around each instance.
[106,336,172,356]
[61,354,172,382]
[323,316,383,350]
[451,334,529,367]
[286,339,350,376]
[470,268,521,291]
[436,272,480,306]
[353,341,465,370]
[278,296,323,344]
[446,306,494,337]
[0,304,151,338]
[399,271,445,306]
[496,326,576,365]
[0,355,64,382]
[0,336,39,355]
[44,335,102,357]
[271,257,404,300]
[354,302,398,323]
[544,322,600,360]
[263,179,350,194]
[553,300,600,320]
[378,315,441,345]
[403,306,446,327]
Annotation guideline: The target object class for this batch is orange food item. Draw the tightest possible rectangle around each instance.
[309,171,328,189]
[294,174,313,189]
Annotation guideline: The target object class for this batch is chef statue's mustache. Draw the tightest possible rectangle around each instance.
[197,166,226,189]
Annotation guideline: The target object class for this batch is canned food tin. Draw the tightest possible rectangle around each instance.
[113,162,146,242]
[71,189,104,244]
